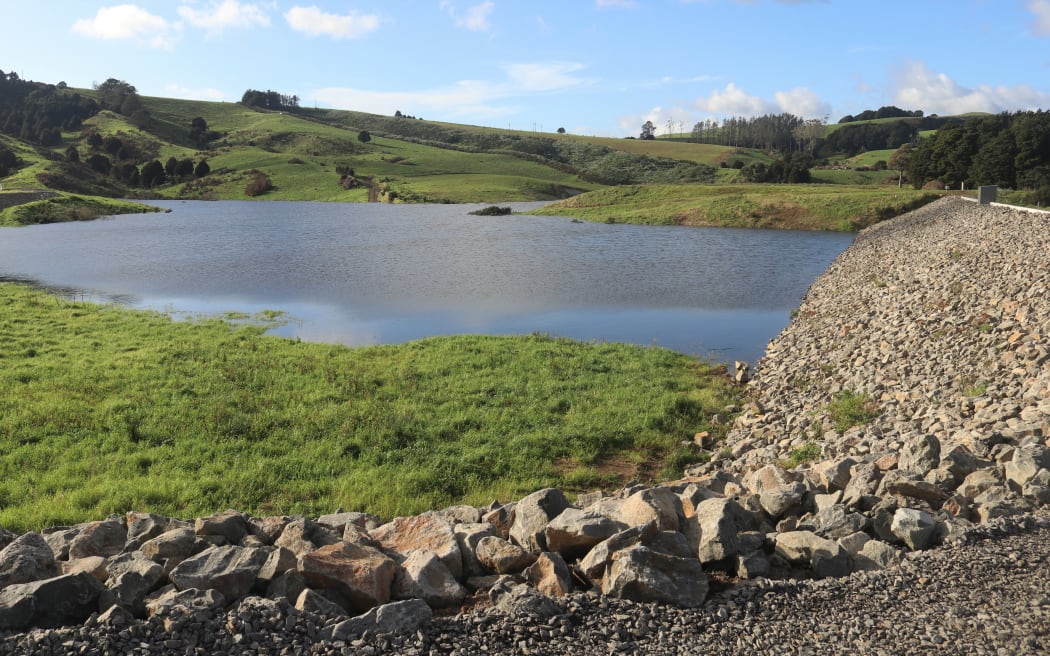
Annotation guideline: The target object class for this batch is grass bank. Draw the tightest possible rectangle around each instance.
[0,283,740,532]
[531,184,943,231]
[0,193,160,226]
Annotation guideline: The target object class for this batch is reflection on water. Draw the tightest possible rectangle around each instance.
[0,200,853,364]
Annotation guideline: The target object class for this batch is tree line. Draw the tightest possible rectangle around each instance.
[240,89,300,111]
[0,70,99,145]
[908,110,1050,199]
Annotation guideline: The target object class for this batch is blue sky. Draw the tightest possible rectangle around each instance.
[3,1,1049,137]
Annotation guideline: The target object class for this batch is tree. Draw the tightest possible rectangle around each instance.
[65,145,79,163]
[245,171,272,196]
[94,78,140,115]
[165,157,178,178]
[557,127,566,134]
[140,159,165,188]
[889,144,913,188]
[358,130,371,143]
[175,157,195,178]
[640,121,655,140]
[194,159,210,178]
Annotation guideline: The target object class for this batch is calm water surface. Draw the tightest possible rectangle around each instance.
[0,200,853,364]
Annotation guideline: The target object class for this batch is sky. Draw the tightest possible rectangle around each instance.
[3,0,1050,137]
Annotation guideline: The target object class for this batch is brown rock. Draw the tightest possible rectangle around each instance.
[298,542,396,613]
[371,513,463,580]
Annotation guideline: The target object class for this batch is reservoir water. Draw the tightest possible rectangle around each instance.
[0,200,854,364]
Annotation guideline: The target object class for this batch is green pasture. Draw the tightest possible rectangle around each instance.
[0,283,739,532]
[533,184,943,231]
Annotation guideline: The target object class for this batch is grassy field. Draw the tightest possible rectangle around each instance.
[532,184,943,231]
[0,283,739,532]
[0,193,159,226]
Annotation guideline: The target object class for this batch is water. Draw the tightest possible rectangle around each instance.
[0,200,853,364]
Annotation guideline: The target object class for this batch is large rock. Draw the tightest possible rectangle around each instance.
[578,521,659,582]
[877,470,948,505]
[852,539,903,571]
[840,462,882,509]
[602,544,708,608]
[194,509,250,546]
[41,528,79,561]
[957,468,1002,499]
[326,599,433,642]
[372,513,463,580]
[68,519,126,559]
[812,457,857,492]
[145,586,225,618]
[774,530,849,578]
[295,588,349,621]
[453,523,495,578]
[102,551,166,617]
[758,482,807,519]
[0,572,105,630]
[543,508,624,560]
[805,504,871,539]
[391,550,466,609]
[523,552,572,597]
[0,533,57,589]
[125,512,172,546]
[898,434,941,476]
[890,508,938,550]
[169,545,270,601]
[475,536,536,575]
[489,578,560,618]
[140,528,202,564]
[686,498,757,564]
[1005,446,1050,492]
[274,519,341,558]
[298,542,396,613]
[613,488,683,532]
[316,511,380,533]
[509,488,569,553]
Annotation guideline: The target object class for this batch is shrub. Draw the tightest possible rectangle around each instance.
[469,205,512,216]
[244,171,272,197]
[826,390,878,432]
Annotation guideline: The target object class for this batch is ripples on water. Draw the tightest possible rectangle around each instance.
[0,200,853,364]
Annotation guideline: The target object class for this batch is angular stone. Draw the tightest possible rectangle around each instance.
[125,512,171,546]
[68,519,126,559]
[837,530,870,556]
[316,511,380,533]
[475,536,536,575]
[264,569,307,603]
[489,578,560,618]
[736,551,771,579]
[957,468,1002,499]
[61,556,109,582]
[274,519,341,558]
[251,516,294,545]
[812,457,857,492]
[890,508,938,550]
[256,546,297,588]
[371,513,463,580]
[603,544,708,607]
[614,488,683,532]
[1005,446,1050,492]
[509,488,569,554]
[194,509,249,546]
[578,521,659,582]
[453,523,495,578]
[744,464,800,494]
[808,504,871,539]
[169,545,270,601]
[686,498,757,564]
[482,502,515,540]
[852,540,902,571]
[140,528,201,564]
[433,505,482,525]
[759,482,807,519]
[775,530,849,578]
[392,550,466,609]
[523,552,572,597]
[145,586,225,618]
[543,508,625,561]
[0,533,57,589]
[298,542,396,613]
[898,434,941,476]
[295,587,349,621]
[940,444,980,482]
[0,572,105,630]
[841,463,882,509]
[327,598,433,641]
[103,551,166,617]
[41,528,79,561]
[877,470,948,505]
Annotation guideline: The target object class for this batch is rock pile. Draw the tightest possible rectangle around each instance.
[2,196,1049,653]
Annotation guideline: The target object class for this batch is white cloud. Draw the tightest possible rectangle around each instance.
[892,61,1050,115]
[441,1,495,31]
[284,6,380,39]
[1029,0,1050,36]
[71,4,178,48]
[694,82,774,116]
[177,0,270,33]
[311,61,588,118]
[774,87,831,119]
[503,62,588,91]
[164,84,226,101]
